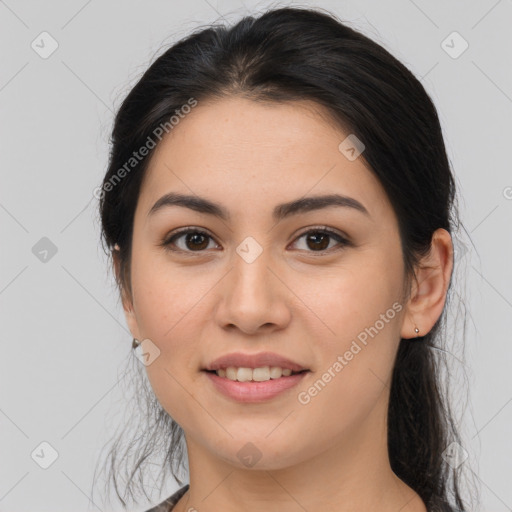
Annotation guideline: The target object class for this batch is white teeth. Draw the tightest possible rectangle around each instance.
[237,367,252,382]
[253,367,270,381]
[226,367,237,380]
[269,366,281,379]
[215,366,296,381]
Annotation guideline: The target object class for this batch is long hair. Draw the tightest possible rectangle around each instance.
[93,6,475,511]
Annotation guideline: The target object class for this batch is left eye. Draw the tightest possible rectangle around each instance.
[161,227,350,254]
[292,228,349,253]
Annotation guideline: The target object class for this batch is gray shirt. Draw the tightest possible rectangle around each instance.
[144,484,460,511]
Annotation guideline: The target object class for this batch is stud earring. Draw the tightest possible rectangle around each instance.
[414,327,420,337]
[132,337,141,349]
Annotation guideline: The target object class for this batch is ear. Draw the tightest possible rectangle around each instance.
[113,246,141,340]
[400,228,454,339]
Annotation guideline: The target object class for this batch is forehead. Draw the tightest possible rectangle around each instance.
[136,96,392,221]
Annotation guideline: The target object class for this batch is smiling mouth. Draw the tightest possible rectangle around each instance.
[203,367,310,382]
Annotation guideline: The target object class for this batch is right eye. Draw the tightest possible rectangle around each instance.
[160,228,220,253]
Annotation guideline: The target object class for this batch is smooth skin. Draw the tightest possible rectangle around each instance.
[115,96,453,512]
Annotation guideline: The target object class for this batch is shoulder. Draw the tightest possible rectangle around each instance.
[143,484,190,512]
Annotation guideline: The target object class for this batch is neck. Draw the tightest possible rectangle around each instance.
[174,397,426,512]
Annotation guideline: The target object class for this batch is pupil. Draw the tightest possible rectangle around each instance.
[187,233,208,250]
[308,232,328,250]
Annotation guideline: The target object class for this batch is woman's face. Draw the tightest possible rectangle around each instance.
[123,96,410,470]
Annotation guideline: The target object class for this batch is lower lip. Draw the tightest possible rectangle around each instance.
[203,370,309,403]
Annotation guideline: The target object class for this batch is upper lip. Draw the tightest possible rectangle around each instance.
[203,351,309,372]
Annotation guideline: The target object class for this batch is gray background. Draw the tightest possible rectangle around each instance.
[1,0,511,511]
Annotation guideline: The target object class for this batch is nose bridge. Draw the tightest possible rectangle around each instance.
[230,237,274,302]
[214,236,289,333]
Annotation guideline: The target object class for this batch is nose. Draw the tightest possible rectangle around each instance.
[214,247,292,336]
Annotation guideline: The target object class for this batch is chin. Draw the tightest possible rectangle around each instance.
[209,434,309,471]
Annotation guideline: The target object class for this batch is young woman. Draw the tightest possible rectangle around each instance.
[94,6,471,512]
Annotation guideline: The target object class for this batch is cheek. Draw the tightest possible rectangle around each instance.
[130,250,195,339]
[293,315,401,449]
[295,247,403,346]
[130,251,226,425]
[292,250,403,422]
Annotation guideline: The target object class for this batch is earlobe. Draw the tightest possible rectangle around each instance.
[400,228,454,339]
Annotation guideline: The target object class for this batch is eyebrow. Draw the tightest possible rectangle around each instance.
[147,192,370,221]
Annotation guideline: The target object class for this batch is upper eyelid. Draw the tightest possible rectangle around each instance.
[293,226,348,239]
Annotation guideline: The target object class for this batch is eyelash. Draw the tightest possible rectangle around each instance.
[159,226,351,256]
